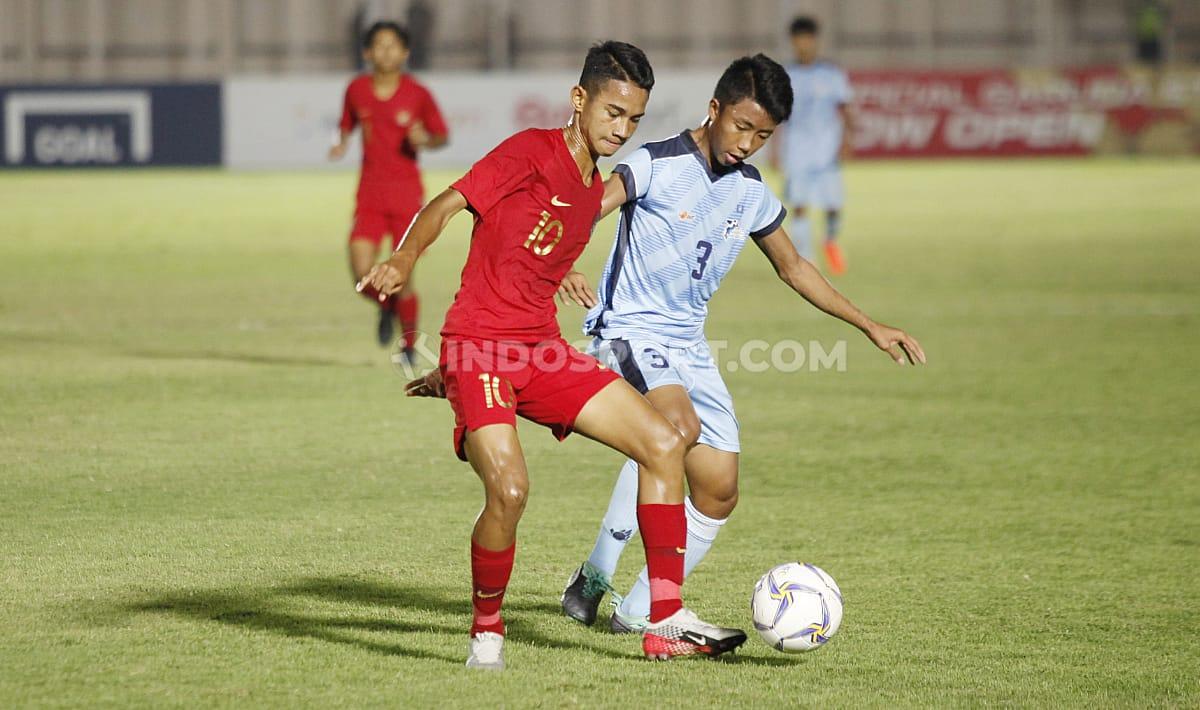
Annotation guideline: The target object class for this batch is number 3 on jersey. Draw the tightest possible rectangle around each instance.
[692,240,713,279]
[524,210,564,256]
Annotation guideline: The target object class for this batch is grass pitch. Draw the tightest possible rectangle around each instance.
[1,159,1197,707]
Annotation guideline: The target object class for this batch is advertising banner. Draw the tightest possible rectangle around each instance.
[223,71,714,170]
[223,66,1200,169]
[0,84,221,167]
[850,66,1200,157]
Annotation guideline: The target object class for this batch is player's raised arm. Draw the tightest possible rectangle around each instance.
[752,228,926,366]
[357,187,467,299]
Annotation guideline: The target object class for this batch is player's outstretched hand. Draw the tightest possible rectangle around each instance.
[557,271,597,308]
[867,323,926,366]
[356,257,412,301]
[328,142,348,161]
[405,369,446,398]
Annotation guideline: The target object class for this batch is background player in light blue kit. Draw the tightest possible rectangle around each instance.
[558,55,924,632]
[781,16,855,275]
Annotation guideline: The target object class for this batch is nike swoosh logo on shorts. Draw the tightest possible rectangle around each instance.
[550,195,572,207]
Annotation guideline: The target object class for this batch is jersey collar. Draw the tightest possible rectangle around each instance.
[680,130,745,184]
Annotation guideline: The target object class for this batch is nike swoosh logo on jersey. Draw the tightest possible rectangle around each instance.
[675,547,687,555]
[550,195,572,207]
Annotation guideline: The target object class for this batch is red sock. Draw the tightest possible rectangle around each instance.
[470,539,515,636]
[393,293,419,350]
[637,503,685,622]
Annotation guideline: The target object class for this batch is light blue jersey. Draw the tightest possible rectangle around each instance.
[584,131,786,345]
[783,60,851,171]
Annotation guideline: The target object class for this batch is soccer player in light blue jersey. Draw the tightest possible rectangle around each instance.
[781,16,854,274]
[557,55,924,633]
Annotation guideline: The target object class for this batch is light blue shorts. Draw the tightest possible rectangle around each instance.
[786,165,844,209]
[589,336,739,453]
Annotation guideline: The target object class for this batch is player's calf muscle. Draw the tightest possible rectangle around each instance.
[690,482,738,520]
[684,447,740,518]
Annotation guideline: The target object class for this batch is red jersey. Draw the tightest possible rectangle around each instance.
[442,128,604,343]
[339,73,447,208]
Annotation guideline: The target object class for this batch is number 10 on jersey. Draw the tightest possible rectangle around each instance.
[524,210,564,256]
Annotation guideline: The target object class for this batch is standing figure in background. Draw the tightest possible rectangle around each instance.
[331,21,448,357]
[781,16,854,275]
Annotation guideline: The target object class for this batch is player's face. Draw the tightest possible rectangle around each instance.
[364,30,409,74]
[791,32,818,63]
[571,80,649,157]
[705,98,778,167]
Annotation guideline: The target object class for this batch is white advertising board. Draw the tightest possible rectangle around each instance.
[224,71,719,170]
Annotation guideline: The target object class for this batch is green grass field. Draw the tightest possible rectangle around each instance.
[1,160,1198,708]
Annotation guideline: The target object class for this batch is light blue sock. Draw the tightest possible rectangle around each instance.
[585,459,640,578]
[790,214,813,260]
[619,496,728,619]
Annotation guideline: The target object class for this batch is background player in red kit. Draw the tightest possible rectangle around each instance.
[330,21,448,356]
[359,42,746,670]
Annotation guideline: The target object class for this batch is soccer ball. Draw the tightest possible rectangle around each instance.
[750,562,843,652]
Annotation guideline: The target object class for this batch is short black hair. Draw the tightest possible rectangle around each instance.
[713,54,794,124]
[790,16,819,36]
[579,41,655,94]
[363,21,409,49]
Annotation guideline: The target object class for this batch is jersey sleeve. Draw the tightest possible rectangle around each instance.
[419,87,449,138]
[451,133,535,216]
[338,84,357,133]
[750,185,787,239]
[611,146,653,203]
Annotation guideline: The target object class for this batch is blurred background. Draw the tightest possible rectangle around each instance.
[0,0,1197,169]
[3,0,1198,75]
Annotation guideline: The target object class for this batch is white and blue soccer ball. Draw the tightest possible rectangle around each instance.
[751,562,843,653]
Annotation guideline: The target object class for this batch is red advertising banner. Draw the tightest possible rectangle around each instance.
[849,66,1200,157]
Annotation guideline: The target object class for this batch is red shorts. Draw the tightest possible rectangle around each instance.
[350,204,420,250]
[440,337,620,461]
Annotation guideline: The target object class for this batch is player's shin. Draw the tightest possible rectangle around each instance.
[394,292,419,350]
[586,459,640,578]
[620,496,727,619]
[826,210,842,241]
[635,503,686,622]
[470,539,515,636]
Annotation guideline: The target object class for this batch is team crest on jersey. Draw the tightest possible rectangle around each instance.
[722,218,747,240]
[395,110,412,126]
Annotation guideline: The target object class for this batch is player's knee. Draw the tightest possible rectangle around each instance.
[498,480,528,514]
[639,426,687,471]
[670,412,702,449]
[489,474,529,516]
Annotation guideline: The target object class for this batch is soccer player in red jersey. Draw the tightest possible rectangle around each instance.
[359,42,746,669]
[330,21,448,356]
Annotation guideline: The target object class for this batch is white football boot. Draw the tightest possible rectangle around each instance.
[642,608,746,660]
[466,631,505,671]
